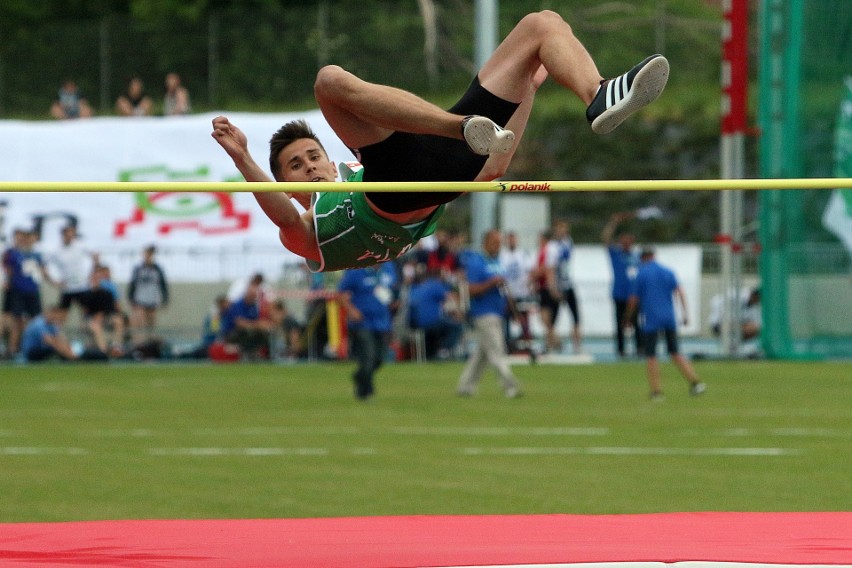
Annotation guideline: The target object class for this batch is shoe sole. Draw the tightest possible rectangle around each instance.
[690,384,707,396]
[464,116,515,155]
[591,56,670,135]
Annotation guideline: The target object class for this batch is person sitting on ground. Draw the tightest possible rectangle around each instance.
[20,305,77,362]
[80,264,126,358]
[220,279,273,359]
[177,294,230,360]
[212,10,669,273]
[408,266,463,360]
[267,299,307,360]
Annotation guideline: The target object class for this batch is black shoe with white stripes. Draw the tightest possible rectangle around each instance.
[586,55,670,135]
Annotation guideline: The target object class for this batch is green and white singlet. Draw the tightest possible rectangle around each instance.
[306,168,445,272]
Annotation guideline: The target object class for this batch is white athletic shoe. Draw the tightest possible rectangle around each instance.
[586,54,670,135]
[462,115,515,155]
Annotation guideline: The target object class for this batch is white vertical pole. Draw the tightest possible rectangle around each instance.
[471,0,498,248]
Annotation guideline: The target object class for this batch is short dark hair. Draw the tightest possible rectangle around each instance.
[268,120,327,181]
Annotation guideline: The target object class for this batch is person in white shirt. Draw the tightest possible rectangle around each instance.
[48,225,97,315]
[498,231,535,353]
[552,219,582,353]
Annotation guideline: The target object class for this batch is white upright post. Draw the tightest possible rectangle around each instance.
[471,0,498,248]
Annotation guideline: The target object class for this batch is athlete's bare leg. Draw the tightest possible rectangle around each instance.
[314,11,601,151]
[646,356,663,395]
[477,10,603,105]
[314,65,465,150]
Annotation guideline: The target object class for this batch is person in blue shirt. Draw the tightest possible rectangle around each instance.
[408,268,463,360]
[457,230,522,398]
[339,267,393,400]
[21,305,77,362]
[3,229,54,357]
[221,280,272,359]
[602,211,642,358]
[626,248,705,400]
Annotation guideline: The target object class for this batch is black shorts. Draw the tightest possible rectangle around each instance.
[561,288,580,325]
[642,327,679,358]
[537,289,560,316]
[59,290,90,310]
[360,76,520,214]
[80,289,116,316]
[6,289,41,318]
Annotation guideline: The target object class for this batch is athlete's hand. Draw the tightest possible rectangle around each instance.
[211,116,250,161]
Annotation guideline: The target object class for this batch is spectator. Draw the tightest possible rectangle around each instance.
[708,286,762,357]
[741,288,762,341]
[338,267,393,400]
[601,211,641,358]
[532,230,560,353]
[50,80,93,119]
[1,230,25,356]
[20,304,77,362]
[2,229,54,357]
[552,219,582,353]
[408,267,463,360]
[378,259,402,316]
[709,286,762,341]
[267,299,306,360]
[163,72,191,116]
[116,77,153,117]
[221,280,273,359]
[419,229,461,280]
[626,248,706,401]
[179,294,230,360]
[80,264,126,358]
[204,294,230,349]
[303,271,331,359]
[499,230,535,354]
[456,229,523,399]
[127,245,169,343]
[47,225,97,320]
[227,272,268,304]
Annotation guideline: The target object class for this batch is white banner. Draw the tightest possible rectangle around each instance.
[0,111,355,281]
[0,113,702,336]
[551,244,702,337]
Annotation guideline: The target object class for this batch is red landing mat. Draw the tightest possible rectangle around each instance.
[1,512,850,568]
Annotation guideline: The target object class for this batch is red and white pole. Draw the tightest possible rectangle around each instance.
[719,0,749,356]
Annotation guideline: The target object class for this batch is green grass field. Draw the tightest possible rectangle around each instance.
[1,359,850,523]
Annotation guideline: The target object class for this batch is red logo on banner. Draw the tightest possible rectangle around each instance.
[114,192,251,237]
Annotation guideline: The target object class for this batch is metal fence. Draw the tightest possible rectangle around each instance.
[0,1,720,117]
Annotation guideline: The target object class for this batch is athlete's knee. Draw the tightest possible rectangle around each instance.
[314,65,353,101]
[517,10,572,37]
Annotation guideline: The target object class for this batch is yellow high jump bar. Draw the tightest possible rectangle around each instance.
[0,178,850,193]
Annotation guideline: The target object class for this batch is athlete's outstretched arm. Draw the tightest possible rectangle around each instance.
[211,116,318,261]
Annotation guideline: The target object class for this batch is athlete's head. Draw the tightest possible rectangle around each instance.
[269,120,337,183]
